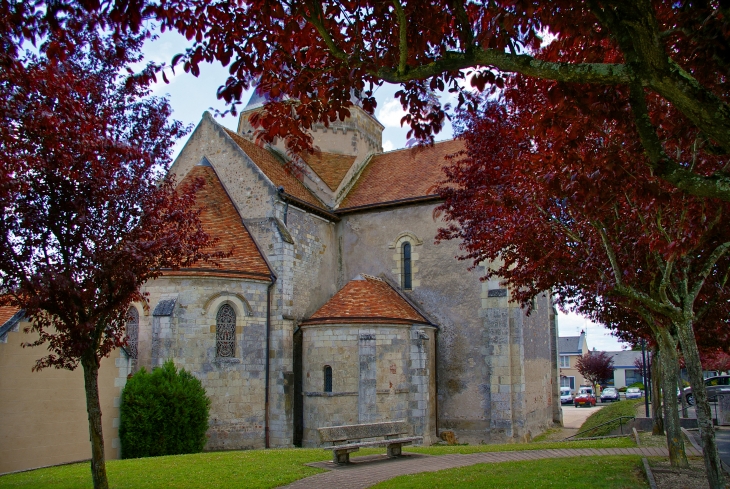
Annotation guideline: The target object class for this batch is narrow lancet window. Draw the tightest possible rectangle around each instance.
[216,304,236,358]
[324,365,333,393]
[125,307,139,359]
[402,242,412,290]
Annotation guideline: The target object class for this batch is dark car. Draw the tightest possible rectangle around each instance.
[680,375,730,406]
[600,387,620,403]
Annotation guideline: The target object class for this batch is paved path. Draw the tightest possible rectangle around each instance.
[281,447,700,489]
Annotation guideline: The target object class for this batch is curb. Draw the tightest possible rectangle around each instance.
[642,457,658,489]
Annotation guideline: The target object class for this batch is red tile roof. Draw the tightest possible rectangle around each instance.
[302,152,356,191]
[302,274,429,325]
[339,139,464,209]
[223,129,325,209]
[0,305,21,328]
[168,165,272,280]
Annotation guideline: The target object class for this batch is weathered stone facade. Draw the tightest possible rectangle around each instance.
[133,96,561,451]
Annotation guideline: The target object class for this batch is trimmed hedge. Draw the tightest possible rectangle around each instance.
[120,360,211,459]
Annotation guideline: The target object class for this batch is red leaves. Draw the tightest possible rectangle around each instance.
[575,351,615,386]
[0,28,212,372]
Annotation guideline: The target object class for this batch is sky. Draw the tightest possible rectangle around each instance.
[144,31,627,353]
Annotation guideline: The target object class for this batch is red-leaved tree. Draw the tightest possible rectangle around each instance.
[436,73,730,485]
[575,351,615,395]
[0,24,220,489]
[4,1,730,201]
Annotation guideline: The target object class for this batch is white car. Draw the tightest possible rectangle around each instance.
[560,387,573,405]
[625,387,642,399]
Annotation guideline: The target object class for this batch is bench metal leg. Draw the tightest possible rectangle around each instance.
[386,444,402,458]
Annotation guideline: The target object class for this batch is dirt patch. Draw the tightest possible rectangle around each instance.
[650,458,711,489]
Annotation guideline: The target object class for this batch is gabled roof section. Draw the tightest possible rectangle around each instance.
[302,274,430,325]
[302,152,356,191]
[0,305,24,339]
[338,139,464,210]
[170,165,272,281]
[223,129,325,209]
[606,350,642,368]
[559,336,582,355]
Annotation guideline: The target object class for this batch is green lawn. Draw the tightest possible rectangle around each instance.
[576,399,643,437]
[0,437,638,489]
[371,456,648,489]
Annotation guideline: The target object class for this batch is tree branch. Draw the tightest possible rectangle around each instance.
[391,0,408,76]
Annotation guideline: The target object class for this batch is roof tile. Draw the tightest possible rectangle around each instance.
[303,274,428,325]
[170,165,271,280]
[302,152,356,191]
[223,129,326,209]
[340,139,464,209]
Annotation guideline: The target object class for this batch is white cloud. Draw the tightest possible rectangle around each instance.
[557,310,627,352]
[377,98,407,128]
[382,140,394,152]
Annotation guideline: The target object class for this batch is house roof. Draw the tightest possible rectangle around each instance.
[168,165,272,281]
[559,335,585,355]
[223,128,326,209]
[302,274,430,325]
[605,350,643,369]
[338,139,464,209]
[0,305,23,338]
[302,152,356,191]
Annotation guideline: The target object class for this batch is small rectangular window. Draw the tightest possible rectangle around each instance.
[324,365,332,393]
[559,356,570,368]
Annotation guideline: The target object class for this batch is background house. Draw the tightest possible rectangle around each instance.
[605,350,644,388]
[558,330,589,391]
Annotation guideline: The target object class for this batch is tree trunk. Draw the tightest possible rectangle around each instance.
[651,349,665,436]
[679,363,689,418]
[676,318,725,489]
[655,329,689,467]
[81,353,109,489]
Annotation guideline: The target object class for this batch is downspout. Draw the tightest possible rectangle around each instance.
[264,276,275,448]
[434,330,439,438]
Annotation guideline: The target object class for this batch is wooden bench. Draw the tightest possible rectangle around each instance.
[318,420,422,464]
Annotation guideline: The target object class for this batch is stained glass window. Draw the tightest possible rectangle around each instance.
[125,307,139,360]
[216,304,236,358]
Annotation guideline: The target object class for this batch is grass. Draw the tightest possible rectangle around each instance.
[576,399,643,437]
[371,456,648,489]
[0,449,333,489]
[0,434,639,488]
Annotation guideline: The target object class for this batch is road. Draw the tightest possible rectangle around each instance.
[561,402,607,434]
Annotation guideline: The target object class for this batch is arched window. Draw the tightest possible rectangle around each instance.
[125,307,139,360]
[402,242,412,290]
[324,365,333,393]
[216,304,236,358]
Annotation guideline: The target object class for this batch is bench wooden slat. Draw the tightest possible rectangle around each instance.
[318,420,408,443]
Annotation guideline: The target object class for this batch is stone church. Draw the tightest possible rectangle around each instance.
[127,91,562,450]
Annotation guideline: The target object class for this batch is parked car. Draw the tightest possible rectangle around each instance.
[679,375,730,406]
[574,387,596,407]
[625,387,642,399]
[600,387,620,403]
[560,387,573,405]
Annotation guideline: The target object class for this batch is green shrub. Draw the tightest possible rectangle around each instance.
[120,360,211,459]
[627,382,645,390]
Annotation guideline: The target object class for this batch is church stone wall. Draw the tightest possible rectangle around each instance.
[521,292,556,439]
[300,323,435,447]
[139,276,271,450]
[339,204,555,444]
[169,114,280,221]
